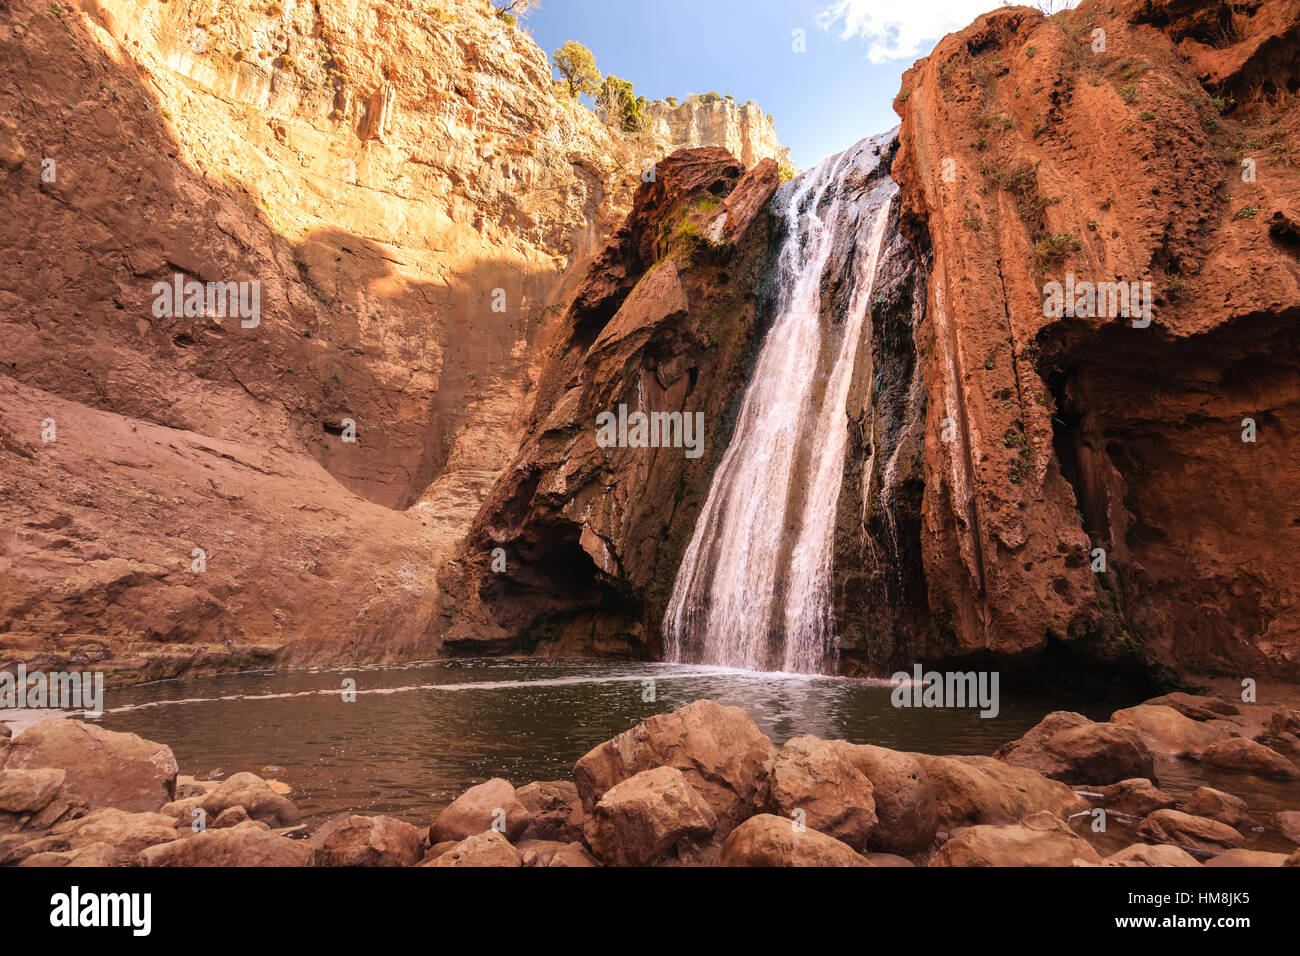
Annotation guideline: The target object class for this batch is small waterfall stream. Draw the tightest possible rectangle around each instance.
[663,134,899,674]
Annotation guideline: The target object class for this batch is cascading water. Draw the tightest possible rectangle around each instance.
[663,133,899,674]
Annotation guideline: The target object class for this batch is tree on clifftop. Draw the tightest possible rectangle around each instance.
[597,75,648,133]
[552,41,601,100]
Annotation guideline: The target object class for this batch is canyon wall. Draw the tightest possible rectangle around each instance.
[645,96,794,172]
[873,0,1300,682]
[0,0,787,676]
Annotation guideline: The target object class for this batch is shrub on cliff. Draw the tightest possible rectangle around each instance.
[552,41,601,100]
[597,75,648,133]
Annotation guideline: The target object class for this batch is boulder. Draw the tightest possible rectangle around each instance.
[424,829,522,867]
[1110,705,1227,756]
[1203,848,1290,867]
[839,745,938,855]
[430,778,530,843]
[993,711,1154,784]
[547,842,600,867]
[516,780,584,842]
[18,842,124,867]
[765,735,876,851]
[573,699,776,836]
[159,797,206,828]
[1090,778,1177,818]
[1182,787,1249,828]
[47,808,180,856]
[585,766,717,866]
[421,840,459,863]
[0,768,66,830]
[1136,809,1244,854]
[139,821,313,866]
[1275,810,1300,845]
[1105,843,1201,867]
[517,838,570,866]
[932,812,1103,867]
[3,719,177,812]
[310,813,424,867]
[914,754,1089,829]
[718,814,870,867]
[1142,693,1239,721]
[1200,738,1298,779]
[864,852,915,866]
[211,806,249,829]
[200,772,301,827]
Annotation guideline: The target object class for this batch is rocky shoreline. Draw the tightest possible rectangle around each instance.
[3,694,1299,867]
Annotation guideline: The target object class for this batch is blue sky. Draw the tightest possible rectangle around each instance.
[524,0,1050,169]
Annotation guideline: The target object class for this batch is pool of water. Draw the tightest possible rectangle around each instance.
[59,658,1136,825]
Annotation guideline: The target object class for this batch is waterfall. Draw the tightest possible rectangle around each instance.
[663,134,899,674]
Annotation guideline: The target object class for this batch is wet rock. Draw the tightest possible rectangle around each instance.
[718,814,870,867]
[993,711,1154,785]
[1105,843,1201,867]
[1136,809,1244,854]
[310,813,424,867]
[430,778,530,844]
[932,812,1103,867]
[516,780,584,842]
[1204,849,1290,867]
[1182,787,1250,828]
[200,772,301,827]
[424,830,522,868]
[915,754,1089,829]
[1110,705,1228,756]
[765,735,876,851]
[1200,738,1298,779]
[1142,694,1239,722]
[1275,810,1300,845]
[3,719,177,813]
[573,700,776,836]
[139,821,313,867]
[547,842,600,867]
[585,766,717,867]
[1090,778,1177,818]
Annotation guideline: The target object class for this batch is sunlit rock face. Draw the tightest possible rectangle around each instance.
[645,95,794,171]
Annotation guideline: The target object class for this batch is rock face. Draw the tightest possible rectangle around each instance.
[883,0,1300,681]
[993,711,1155,784]
[442,149,781,657]
[573,700,777,836]
[718,814,870,867]
[0,0,790,673]
[3,719,177,813]
[584,766,717,866]
[644,96,794,171]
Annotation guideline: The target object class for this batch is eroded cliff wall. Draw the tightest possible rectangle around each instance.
[879,0,1300,681]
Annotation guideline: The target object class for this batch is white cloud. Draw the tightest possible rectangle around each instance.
[818,1,1079,64]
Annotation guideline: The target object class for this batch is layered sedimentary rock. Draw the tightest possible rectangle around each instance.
[645,95,794,171]
[877,0,1300,680]
[0,0,788,672]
